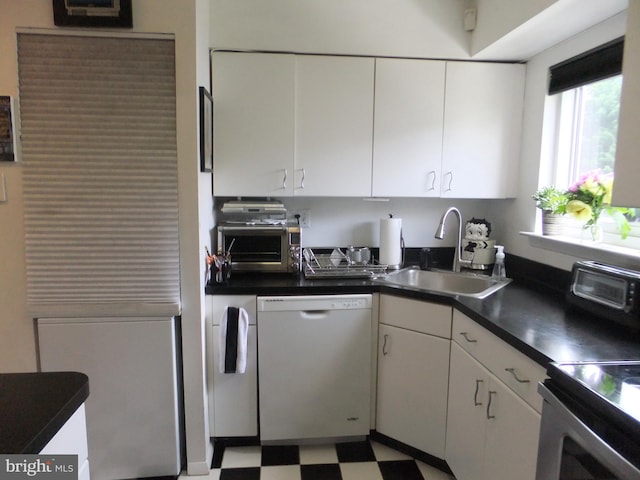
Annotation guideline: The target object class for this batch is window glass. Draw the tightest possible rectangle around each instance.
[555,75,621,187]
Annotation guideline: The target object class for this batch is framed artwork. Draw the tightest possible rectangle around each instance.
[199,86,213,173]
[0,96,16,162]
[52,0,133,28]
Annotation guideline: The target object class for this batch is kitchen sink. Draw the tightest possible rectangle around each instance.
[374,266,511,299]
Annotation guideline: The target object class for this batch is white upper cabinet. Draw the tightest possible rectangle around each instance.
[613,0,640,208]
[442,62,525,198]
[294,56,374,196]
[212,52,295,197]
[372,58,446,197]
[211,52,525,199]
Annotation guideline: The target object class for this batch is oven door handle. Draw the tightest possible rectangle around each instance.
[536,383,640,480]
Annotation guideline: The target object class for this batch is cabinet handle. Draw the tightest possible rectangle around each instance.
[382,334,390,356]
[282,169,288,189]
[427,170,436,191]
[444,171,453,192]
[460,332,477,343]
[487,391,496,419]
[505,367,530,383]
[299,168,305,189]
[474,379,483,406]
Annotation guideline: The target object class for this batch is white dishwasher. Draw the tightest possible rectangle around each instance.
[257,294,372,442]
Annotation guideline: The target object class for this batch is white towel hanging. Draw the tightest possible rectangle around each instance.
[219,306,249,374]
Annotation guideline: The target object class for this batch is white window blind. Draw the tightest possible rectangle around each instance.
[18,33,180,316]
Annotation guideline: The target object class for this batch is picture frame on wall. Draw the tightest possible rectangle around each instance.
[52,0,133,28]
[199,86,213,173]
[0,96,17,162]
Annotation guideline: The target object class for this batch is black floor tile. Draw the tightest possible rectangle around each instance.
[378,460,425,480]
[261,444,300,466]
[335,440,376,463]
[219,467,261,480]
[300,463,343,480]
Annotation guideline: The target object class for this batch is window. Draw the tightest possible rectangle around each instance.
[545,38,639,249]
[554,75,622,189]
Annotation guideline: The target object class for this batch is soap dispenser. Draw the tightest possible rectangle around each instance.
[491,245,506,279]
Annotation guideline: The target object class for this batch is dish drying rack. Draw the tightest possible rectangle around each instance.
[303,248,388,279]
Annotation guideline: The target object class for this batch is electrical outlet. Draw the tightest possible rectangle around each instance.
[294,209,311,228]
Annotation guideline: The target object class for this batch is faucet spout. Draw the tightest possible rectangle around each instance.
[434,207,472,272]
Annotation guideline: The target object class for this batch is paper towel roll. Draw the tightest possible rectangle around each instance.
[380,217,402,268]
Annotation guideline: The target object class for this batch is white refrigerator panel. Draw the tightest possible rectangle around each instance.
[37,317,181,480]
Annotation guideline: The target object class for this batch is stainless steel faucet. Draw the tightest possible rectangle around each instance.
[434,207,472,273]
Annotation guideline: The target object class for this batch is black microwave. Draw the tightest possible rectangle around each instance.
[217,224,301,273]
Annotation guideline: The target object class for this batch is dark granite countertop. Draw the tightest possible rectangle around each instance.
[206,255,640,369]
[0,371,89,453]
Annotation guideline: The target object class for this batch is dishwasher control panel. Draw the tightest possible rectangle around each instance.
[257,294,372,312]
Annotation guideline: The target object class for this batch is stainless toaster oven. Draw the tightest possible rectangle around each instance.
[217,224,301,273]
[567,261,640,330]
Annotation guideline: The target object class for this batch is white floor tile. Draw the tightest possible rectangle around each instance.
[178,469,220,479]
[370,440,412,461]
[299,444,339,464]
[340,461,384,480]
[416,460,456,480]
[260,465,302,480]
[220,445,262,468]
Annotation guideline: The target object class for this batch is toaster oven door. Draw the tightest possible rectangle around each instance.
[219,227,288,272]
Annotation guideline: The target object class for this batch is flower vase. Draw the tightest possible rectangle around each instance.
[582,224,603,243]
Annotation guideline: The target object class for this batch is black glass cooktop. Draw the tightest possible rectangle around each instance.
[547,361,640,443]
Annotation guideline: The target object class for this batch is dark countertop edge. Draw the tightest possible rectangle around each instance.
[0,372,90,454]
[26,373,89,454]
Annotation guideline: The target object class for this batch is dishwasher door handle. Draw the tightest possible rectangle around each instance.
[300,310,331,319]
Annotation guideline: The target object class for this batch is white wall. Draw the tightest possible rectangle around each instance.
[500,12,627,271]
[0,1,51,374]
[211,0,471,59]
[0,0,212,474]
[471,0,627,60]
[281,197,500,250]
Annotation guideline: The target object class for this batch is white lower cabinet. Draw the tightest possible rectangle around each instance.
[206,295,258,437]
[40,403,90,480]
[445,311,543,480]
[376,295,452,458]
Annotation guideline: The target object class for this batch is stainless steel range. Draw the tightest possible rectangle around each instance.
[536,361,640,479]
[536,261,640,479]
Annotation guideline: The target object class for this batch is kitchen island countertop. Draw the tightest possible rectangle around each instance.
[206,267,640,368]
[0,371,89,454]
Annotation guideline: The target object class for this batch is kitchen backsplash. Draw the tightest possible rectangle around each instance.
[215,196,505,249]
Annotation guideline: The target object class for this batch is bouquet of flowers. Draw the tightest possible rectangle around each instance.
[563,169,631,239]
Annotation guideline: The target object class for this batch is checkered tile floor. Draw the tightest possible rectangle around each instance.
[188,439,455,480]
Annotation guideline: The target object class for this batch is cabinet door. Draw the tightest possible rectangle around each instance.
[208,295,258,437]
[372,58,445,197]
[377,324,450,458]
[212,325,258,436]
[212,52,295,196]
[442,62,525,199]
[294,56,374,196]
[484,376,541,480]
[446,342,488,480]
